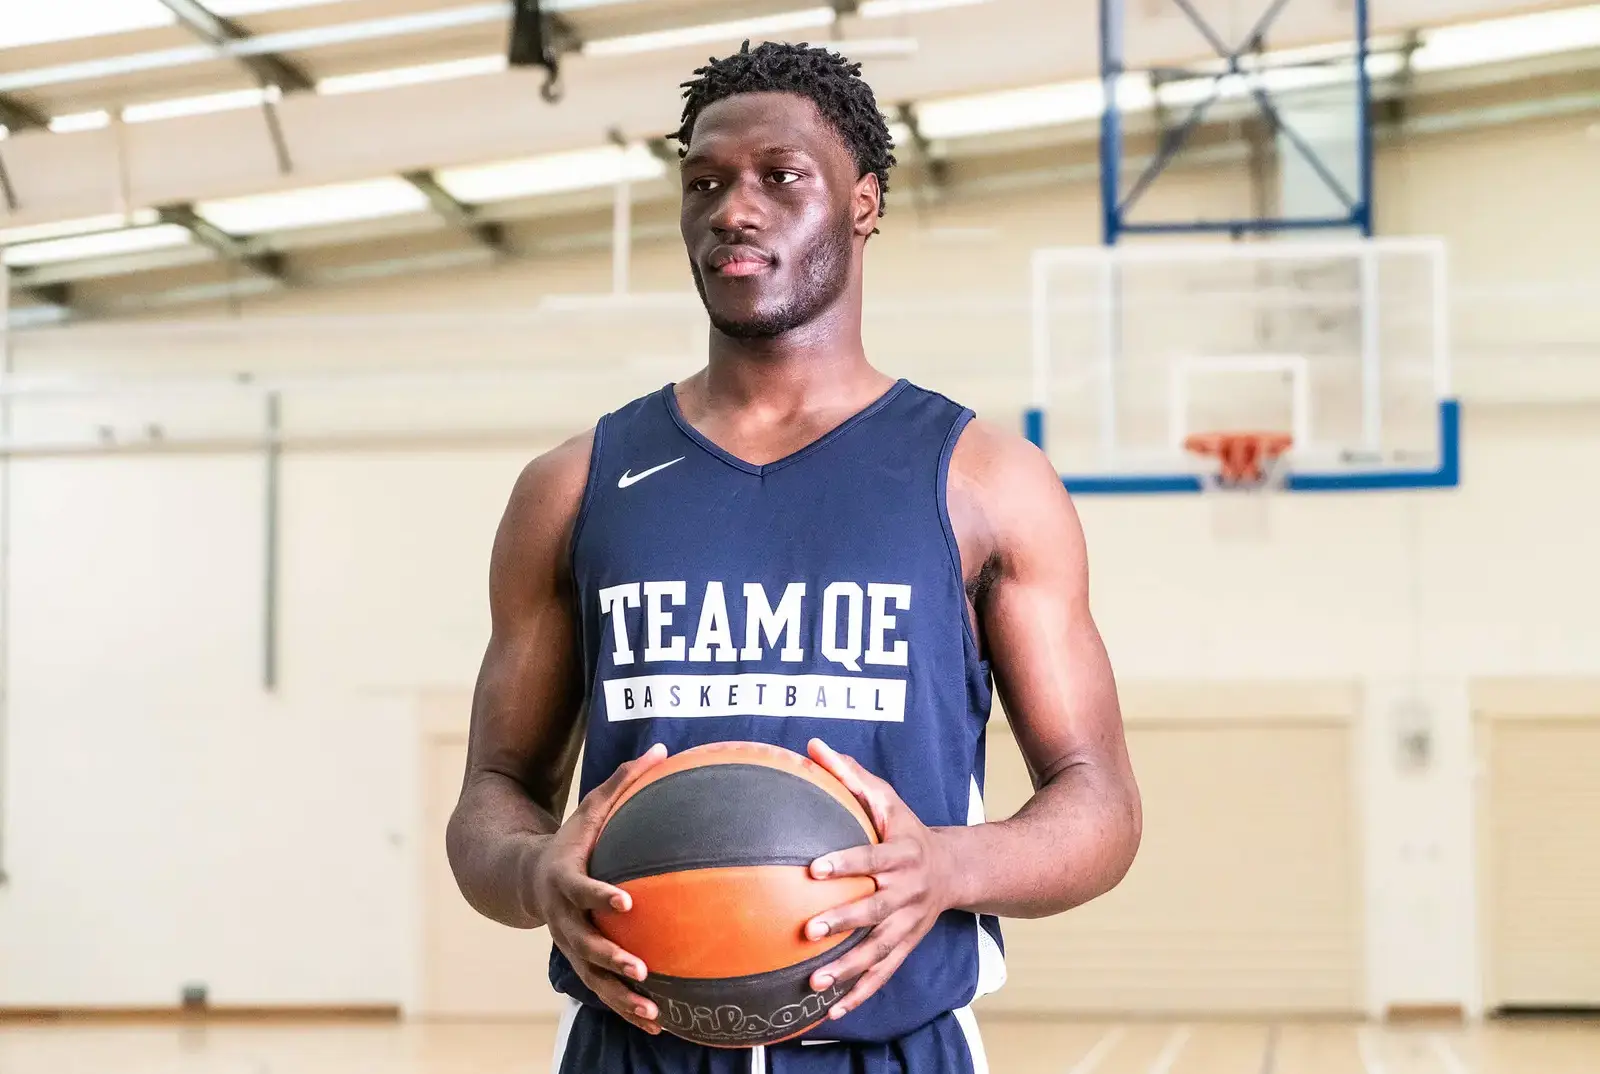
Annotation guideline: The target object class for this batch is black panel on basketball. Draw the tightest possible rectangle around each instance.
[638,932,868,1049]
[588,763,872,885]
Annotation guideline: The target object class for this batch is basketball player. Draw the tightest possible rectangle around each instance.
[447,41,1142,1073]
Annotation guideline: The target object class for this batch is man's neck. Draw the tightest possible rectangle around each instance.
[699,285,887,409]
[701,342,876,413]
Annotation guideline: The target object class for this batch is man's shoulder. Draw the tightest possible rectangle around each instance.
[504,383,680,531]
[945,415,1082,570]
[948,416,1064,501]
[502,428,597,540]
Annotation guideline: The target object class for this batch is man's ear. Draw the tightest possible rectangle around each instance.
[853,172,882,238]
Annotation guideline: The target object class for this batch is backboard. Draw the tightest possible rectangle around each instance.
[1027,237,1457,494]
[1100,0,1375,241]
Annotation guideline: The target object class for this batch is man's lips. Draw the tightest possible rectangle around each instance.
[706,245,774,276]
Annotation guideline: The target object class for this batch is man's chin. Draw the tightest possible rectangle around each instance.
[706,306,800,341]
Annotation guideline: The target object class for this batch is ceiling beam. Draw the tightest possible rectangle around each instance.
[25,282,72,307]
[644,135,678,167]
[155,0,315,92]
[5,273,74,310]
[401,171,511,254]
[0,94,49,133]
[155,203,289,279]
[0,150,17,213]
[897,102,948,186]
[1,4,512,94]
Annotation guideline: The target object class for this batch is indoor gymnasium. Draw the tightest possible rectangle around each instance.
[1,0,1599,1072]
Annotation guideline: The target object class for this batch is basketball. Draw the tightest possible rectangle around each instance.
[587,741,880,1048]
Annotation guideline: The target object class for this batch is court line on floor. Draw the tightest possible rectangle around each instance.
[1258,1024,1279,1074]
[1428,1033,1470,1074]
[1065,1026,1126,1074]
[1357,1026,1389,1074]
[1147,1026,1192,1074]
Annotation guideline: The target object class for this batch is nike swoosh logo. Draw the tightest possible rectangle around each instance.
[617,457,685,488]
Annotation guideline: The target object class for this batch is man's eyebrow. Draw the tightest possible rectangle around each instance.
[680,143,819,169]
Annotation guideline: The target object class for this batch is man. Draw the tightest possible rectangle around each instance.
[447,40,1142,1074]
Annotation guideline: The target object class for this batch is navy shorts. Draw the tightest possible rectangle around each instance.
[551,999,989,1074]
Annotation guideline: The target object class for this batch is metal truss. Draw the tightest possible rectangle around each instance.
[1098,0,1374,242]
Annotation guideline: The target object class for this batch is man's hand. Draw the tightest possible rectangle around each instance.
[800,738,960,1022]
[529,743,670,1036]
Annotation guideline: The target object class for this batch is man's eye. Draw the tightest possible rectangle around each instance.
[689,177,720,192]
[769,170,801,184]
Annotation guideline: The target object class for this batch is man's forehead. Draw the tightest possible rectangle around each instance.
[683,91,846,159]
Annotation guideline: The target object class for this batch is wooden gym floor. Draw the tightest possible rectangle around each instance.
[1,1015,1595,1073]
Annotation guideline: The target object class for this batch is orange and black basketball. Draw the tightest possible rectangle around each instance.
[588,741,878,1048]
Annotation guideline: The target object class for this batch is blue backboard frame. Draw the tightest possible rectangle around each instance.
[1026,399,1460,494]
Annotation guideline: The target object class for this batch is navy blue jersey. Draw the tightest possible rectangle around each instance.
[550,379,1007,1043]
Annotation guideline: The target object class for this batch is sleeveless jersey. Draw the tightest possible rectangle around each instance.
[551,379,1007,1043]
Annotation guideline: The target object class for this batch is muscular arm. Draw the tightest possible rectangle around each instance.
[444,431,594,929]
[937,421,1142,919]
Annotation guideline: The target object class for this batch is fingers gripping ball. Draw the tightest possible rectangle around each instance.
[588,742,878,1048]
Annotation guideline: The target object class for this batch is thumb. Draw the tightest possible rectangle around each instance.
[584,742,668,819]
[809,739,891,836]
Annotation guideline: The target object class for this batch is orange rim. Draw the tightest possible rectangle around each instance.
[1184,431,1293,484]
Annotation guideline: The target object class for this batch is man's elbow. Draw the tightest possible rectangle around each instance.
[443,802,479,902]
[1041,785,1142,919]
[1106,784,1143,891]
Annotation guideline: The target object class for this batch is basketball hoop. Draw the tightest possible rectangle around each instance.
[1184,431,1294,489]
[1184,431,1293,541]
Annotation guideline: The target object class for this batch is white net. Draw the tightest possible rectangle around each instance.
[1031,237,1448,479]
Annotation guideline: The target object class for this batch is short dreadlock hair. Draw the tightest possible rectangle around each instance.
[672,40,897,223]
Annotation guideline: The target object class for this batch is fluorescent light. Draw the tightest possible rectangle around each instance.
[915,81,1108,139]
[829,37,919,58]
[208,0,357,13]
[196,178,429,233]
[3,224,193,267]
[317,54,506,95]
[1152,64,1367,109]
[437,145,667,204]
[1413,5,1600,72]
[582,8,836,58]
[859,0,989,16]
[124,87,277,123]
[1,211,159,247]
[48,110,112,133]
[915,50,1408,141]
[0,0,174,50]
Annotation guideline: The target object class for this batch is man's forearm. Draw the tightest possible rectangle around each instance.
[445,771,560,929]
[936,762,1141,919]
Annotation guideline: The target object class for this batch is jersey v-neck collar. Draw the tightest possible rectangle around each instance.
[661,378,911,477]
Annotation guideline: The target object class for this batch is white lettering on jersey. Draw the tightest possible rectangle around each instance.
[687,581,738,663]
[596,578,914,722]
[741,582,806,662]
[865,583,911,667]
[597,582,641,665]
[642,580,686,662]
[605,673,906,722]
[820,581,865,673]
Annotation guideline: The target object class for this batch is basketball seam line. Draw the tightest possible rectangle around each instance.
[637,929,869,988]
[592,852,863,886]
